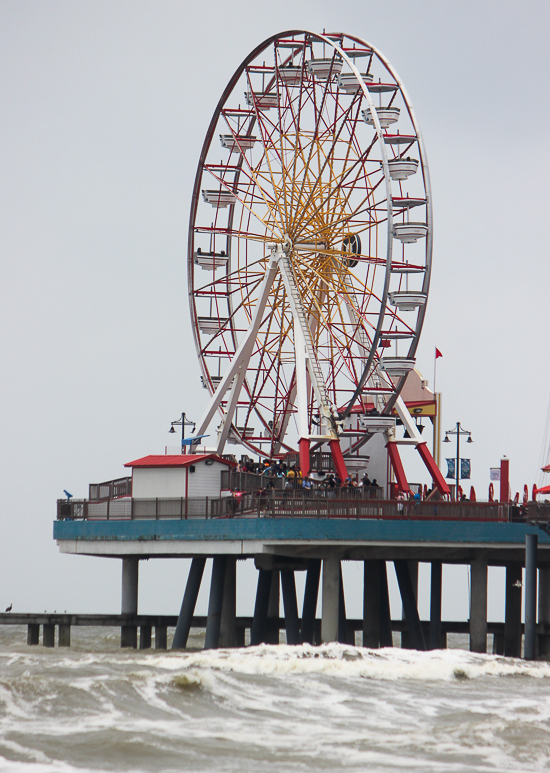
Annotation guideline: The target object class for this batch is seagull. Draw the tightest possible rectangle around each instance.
[63,490,73,499]
[5,604,12,613]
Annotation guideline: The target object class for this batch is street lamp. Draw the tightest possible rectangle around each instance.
[169,413,196,454]
[443,422,473,500]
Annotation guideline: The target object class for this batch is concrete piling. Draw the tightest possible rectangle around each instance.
[58,624,71,647]
[400,560,418,649]
[379,561,393,647]
[155,625,167,649]
[301,559,321,644]
[504,563,522,657]
[27,623,39,645]
[139,624,152,649]
[265,569,280,644]
[524,534,538,660]
[204,555,227,649]
[537,566,550,656]
[363,559,382,648]
[429,560,442,650]
[394,559,426,651]
[251,569,272,645]
[281,570,300,645]
[219,556,237,647]
[338,564,350,644]
[43,624,55,647]
[321,557,340,643]
[121,557,139,614]
[172,557,206,650]
[470,557,488,653]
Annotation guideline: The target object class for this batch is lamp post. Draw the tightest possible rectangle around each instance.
[443,422,473,500]
[169,413,196,454]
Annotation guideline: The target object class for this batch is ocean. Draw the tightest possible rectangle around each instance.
[1,626,549,772]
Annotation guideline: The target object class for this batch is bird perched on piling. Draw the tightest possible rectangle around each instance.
[5,603,12,612]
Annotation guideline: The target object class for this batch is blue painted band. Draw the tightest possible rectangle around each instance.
[53,518,549,545]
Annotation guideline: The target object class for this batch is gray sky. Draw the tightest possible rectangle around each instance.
[1,0,549,620]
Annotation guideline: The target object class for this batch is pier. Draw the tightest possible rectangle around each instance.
[48,484,550,659]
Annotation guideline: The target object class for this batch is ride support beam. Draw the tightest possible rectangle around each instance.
[301,559,321,644]
[386,443,410,494]
[394,559,426,651]
[329,440,349,483]
[416,443,451,496]
[299,438,311,477]
[172,557,206,650]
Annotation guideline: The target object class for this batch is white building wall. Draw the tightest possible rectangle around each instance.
[131,462,228,498]
[132,468,187,498]
[188,461,225,498]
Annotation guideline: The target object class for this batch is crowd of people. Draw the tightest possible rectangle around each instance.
[233,458,381,498]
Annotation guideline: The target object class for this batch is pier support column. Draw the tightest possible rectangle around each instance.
[394,560,425,651]
[281,570,300,645]
[121,557,139,614]
[301,559,321,644]
[219,556,237,648]
[27,623,39,645]
[538,566,550,656]
[155,625,167,649]
[338,564,350,644]
[43,624,55,647]
[172,557,206,650]
[470,557,488,653]
[139,625,152,649]
[322,557,340,643]
[58,624,71,647]
[504,563,522,658]
[524,534,538,660]
[429,561,442,650]
[380,561,393,647]
[205,556,227,649]
[401,561,418,649]
[265,569,280,644]
[251,569,272,645]
[121,556,139,648]
[363,560,381,648]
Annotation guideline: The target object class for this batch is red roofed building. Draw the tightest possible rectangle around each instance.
[124,454,235,499]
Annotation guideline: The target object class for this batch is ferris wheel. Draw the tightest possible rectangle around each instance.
[190,30,443,483]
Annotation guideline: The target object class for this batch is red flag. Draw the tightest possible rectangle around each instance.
[435,348,443,359]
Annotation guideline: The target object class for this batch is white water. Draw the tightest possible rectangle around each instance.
[1,627,550,772]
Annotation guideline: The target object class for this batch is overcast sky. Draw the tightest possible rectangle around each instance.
[1,0,549,622]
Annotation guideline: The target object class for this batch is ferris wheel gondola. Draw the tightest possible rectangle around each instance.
[189,30,444,485]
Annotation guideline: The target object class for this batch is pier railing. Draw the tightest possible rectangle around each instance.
[89,476,132,501]
[57,495,511,522]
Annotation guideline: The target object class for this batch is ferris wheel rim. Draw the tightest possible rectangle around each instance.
[188,30,432,457]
